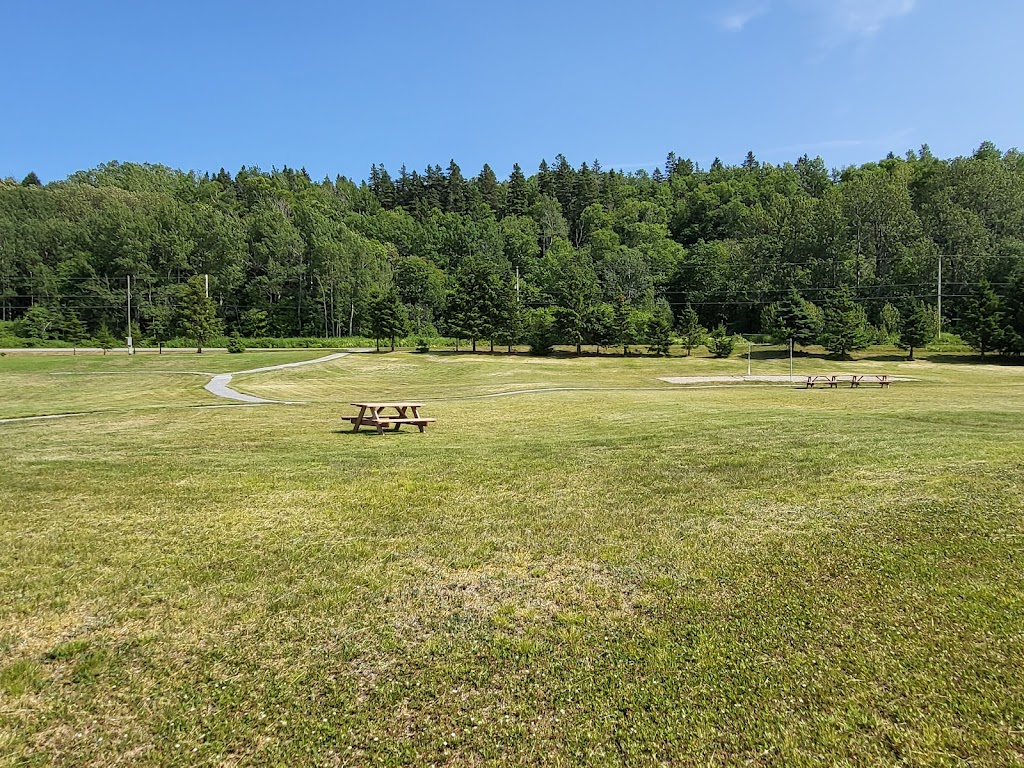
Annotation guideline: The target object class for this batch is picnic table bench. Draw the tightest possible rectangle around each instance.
[805,374,891,388]
[805,375,840,388]
[851,374,890,388]
[342,402,436,434]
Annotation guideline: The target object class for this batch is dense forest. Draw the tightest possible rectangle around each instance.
[2,142,1023,355]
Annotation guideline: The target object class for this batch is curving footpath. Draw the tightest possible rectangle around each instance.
[203,352,353,403]
[0,351,359,424]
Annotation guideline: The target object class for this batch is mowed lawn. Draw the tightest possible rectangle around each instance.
[1,348,1023,766]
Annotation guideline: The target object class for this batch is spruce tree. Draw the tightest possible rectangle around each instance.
[369,289,408,352]
[961,279,1002,357]
[63,312,88,352]
[178,276,219,354]
[476,164,500,212]
[676,304,706,356]
[613,297,636,356]
[503,163,529,217]
[899,301,936,360]
[646,312,673,356]
[96,324,116,355]
[820,287,870,358]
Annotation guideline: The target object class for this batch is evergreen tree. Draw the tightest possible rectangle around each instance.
[444,160,468,214]
[448,257,502,352]
[504,163,529,217]
[613,296,637,355]
[961,279,1002,357]
[820,287,870,358]
[96,324,116,355]
[476,164,500,212]
[555,256,600,354]
[899,300,936,360]
[998,269,1024,355]
[20,171,42,186]
[707,324,735,357]
[526,307,557,355]
[765,291,820,347]
[495,292,526,353]
[368,289,408,352]
[178,276,219,353]
[646,311,673,356]
[63,312,88,351]
[586,303,616,354]
[676,304,706,356]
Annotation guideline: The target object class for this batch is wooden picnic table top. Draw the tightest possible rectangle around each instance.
[350,402,424,408]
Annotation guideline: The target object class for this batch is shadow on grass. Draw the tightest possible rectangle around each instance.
[914,353,1023,366]
[330,428,425,437]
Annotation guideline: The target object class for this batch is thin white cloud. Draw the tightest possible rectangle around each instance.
[717,1,917,37]
[793,0,917,37]
[761,128,916,159]
[719,4,769,31]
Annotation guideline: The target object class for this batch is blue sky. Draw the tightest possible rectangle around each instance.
[2,0,1020,183]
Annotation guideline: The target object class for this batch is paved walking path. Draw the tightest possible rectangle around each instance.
[0,351,360,424]
[203,352,353,403]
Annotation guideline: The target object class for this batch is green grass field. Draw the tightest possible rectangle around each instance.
[2,347,1023,766]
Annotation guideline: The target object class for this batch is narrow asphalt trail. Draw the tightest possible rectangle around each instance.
[203,352,353,403]
[0,351,364,424]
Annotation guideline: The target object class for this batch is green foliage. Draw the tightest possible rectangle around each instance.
[368,289,408,352]
[899,301,937,360]
[178,276,219,353]
[62,312,88,347]
[763,291,822,347]
[612,297,638,355]
[820,287,870,358]
[1,147,1023,358]
[95,324,116,354]
[676,304,706,355]
[586,302,616,352]
[526,307,557,355]
[707,324,736,357]
[961,279,1003,357]
[646,306,674,356]
[240,309,270,338]
[226,333,246,353]
[879,302,902,343]
[16,305,59,340]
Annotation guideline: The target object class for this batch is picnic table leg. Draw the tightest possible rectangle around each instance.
[369,408,386,435]
[352,405,367,432]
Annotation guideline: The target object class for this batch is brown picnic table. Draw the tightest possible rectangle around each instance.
[805,374,891,388]
[341,402,436,434]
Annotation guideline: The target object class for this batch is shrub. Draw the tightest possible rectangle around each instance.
[415,338,430,353]
[707,325,736,358]
[226,334,246,353]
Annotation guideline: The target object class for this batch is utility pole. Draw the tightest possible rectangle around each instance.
[204,273,210,299]
[126,275,134,355]
[789,338,794,384]
[515,267,520,304]
[937,254,943,335]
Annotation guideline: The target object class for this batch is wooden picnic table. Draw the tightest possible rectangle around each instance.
[341,402,436,434]
[805,374,891,389]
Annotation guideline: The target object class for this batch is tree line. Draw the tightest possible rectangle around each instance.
[2,142,1023,356]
